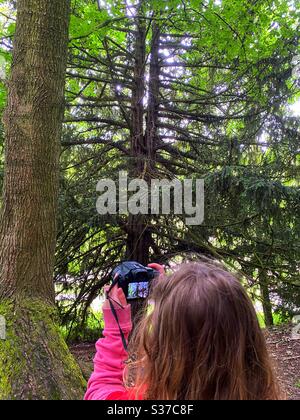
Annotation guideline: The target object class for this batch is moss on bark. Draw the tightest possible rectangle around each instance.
[0,299,86,400]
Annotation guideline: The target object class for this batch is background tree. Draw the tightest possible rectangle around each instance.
[55,0,299,332]
[0,0,85,399]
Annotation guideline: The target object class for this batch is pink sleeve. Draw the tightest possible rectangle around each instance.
[84,304,132,401]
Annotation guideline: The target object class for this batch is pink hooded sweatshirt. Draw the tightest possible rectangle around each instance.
[84,304,143,400]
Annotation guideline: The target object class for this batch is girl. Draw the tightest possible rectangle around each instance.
[85,261,281,400]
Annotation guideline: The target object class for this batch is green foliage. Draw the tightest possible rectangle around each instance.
[70,1,110,40]
[60,310,104,343]
[0,2,13,116]
[257,312,290,329]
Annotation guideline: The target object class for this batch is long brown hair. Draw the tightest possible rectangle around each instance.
[126,262,281,400]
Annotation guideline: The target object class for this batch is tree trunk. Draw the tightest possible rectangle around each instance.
[0,0,85,399]
[126,11,162,324]
[126,13,161,266]
[259,270,274,327]
[145,22,160,170]
[126,3,150,264]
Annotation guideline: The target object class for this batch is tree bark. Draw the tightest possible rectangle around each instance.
[126,2,150,264]
[126,13,161,266]
[0,0,85,399]
[145,22,160,168]
[259,270,274,327]
[126,11,162,324]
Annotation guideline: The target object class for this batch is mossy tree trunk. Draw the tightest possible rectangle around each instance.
[0,0,85,399]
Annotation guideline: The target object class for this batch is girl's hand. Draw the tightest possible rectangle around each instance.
[148,263,165,276]
[102,284,127,310]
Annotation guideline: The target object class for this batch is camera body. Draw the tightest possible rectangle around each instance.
[112,261,159,300]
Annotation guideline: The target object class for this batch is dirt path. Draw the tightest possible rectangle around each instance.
[71,325,300,400]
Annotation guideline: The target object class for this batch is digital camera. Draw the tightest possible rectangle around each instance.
[112,261,159,300]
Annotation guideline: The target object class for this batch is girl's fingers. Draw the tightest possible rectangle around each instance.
[148,263,165,276]
[102,286,111,309]
[105,284,127,308]
[102,284,118,309]
[117,287,127,307]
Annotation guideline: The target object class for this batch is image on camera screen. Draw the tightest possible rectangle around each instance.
[128,282,149,299]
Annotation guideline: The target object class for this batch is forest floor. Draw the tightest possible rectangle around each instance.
[70,324,300,400]
[265,325,300,400]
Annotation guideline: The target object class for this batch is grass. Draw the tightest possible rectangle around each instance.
[60,311,104,343]
[257,312,288,329]
[296,380,300,389]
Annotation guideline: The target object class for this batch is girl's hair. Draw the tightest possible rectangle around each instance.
[126,261,281,400]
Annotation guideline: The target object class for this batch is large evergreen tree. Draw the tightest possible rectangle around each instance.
[56,0,299,330]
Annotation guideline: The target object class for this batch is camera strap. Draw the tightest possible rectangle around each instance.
[106,281,128,352]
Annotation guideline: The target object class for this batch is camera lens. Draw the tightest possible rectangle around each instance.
[135,272,146,281]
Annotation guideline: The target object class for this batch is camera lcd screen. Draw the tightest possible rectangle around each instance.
[128,282,149,299]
